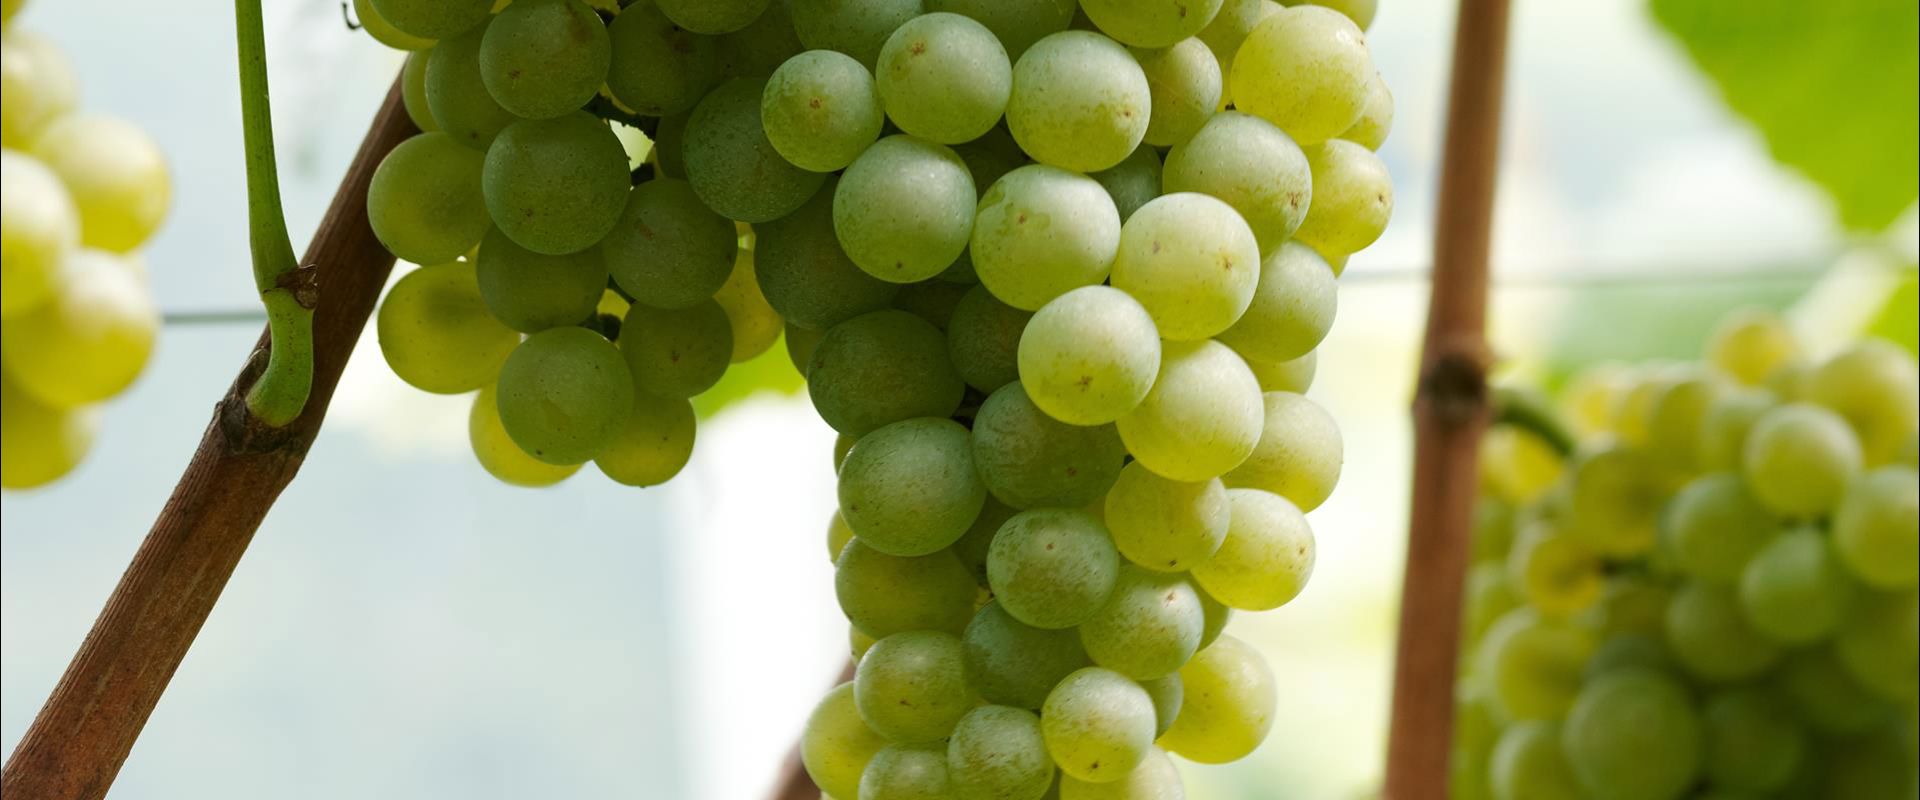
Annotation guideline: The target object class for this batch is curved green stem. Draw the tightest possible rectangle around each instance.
[1491,384,1576,456]
[235,0,313,427]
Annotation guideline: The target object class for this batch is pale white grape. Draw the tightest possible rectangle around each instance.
[1214,242,1336,363]
[971,164,1122,311]
[1,249,157,408]
[1156,635,1275,764]
[802,682,891,800]
[1134,37,1221,147]
[1742,402,1863,517]
[1191,488,1313,611]
[28,115,171,253]
[0,29,79,149]
[1017,285,1161,426]
[0,149,76,318]
[1832,466,1920,590]
[1293,139,1392,257]
[875,13,1012,144]
[1108,193,1260,341]
[834,135,976,283]
[1229,6,1372,145]
[1104,461,1230,572]
[1222,391,1342,511]
[377,261,518,394]
[1116,339,1264,482]
[1006,31,1150,173]
[1161,111,1310,254]
[1080,0,1224,48]
[762,49,884,172]
[1042,666,1156,783]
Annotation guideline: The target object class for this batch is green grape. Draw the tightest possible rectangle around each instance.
[594,391,696,486]
[1338,70,1392,149]
[1079,0,1222,48]
[1006,31,1151,173]
[753,177,899,329]
[468,384,583,487]
[1162,111,1311,255]
[425,22,518,150]
[619,300,733,398]
[1109,193,1260,341]
[651,112,689,177]
[0,150,76,318]
[475,227,606,332]
[972,383,1128,509]
[855,631,973,743]
[988,509,1121,629]
[1643,371,1726,476]
[762,50,884,172]
[1230,6,1372,145]
[837,540,978,637]
[1584,575,1673,640]
[479,0,609,119]
[1504,523,1602,619]
[1116,339,1264,482]
[712,247,783,362]
[1078,567,1205,680]
[1463,563,1519,647]
[1805,340,1920,466]
[1488,722,1584,800]
[1610,366,1674,446]
[963,601,1091,709]
[377,261,518,393]
[1293,139,1392,257]
[1470,497,1517,566]
[1134,37,1220,147]
[1280,0,1374,28]
[1220,390,1341,513]
[401,51,437,131]
[605,1,717,117]
[1743,402,1863,517]
[852,626,879,660]
[891,275,972,331]
[1772,647,1893,736]
[1663,472,1779,584]
[1706,307,1799,387]
[601,181,737,312]
[1562,667,1704,800]
[971,164,1122,311]
[1702,689,1807,792]
[1240,349,1316,394]
[947,705,1054,800]
[828,510,857,562]
[493,327,633,464]
[655,0,768,34]
[483,112,629,255]
[2,250,157,408]
[1140,674,1183,738]
[838,417,987,556]
[1018,286,1161,426]
[0,370,97,490]
[1564,444,1664,558]
[368,132,490,264]
[834,134,976,282]
[1195,0,1281,95]
[370,0,490,38]
[803,682,891,800]
[1195,584,1232,649]
[1818,722,1920,800]
[1739,528,1861,645]
[0,29,78,149]
[1058,746,1180,800]
[790,0,924,68]
[1088,145,1162,224]
[1835,590,1919,703]
[859,745,954,799]
[1664,581,1780,683]
[28,115,171,253]
[1833,466,1920,590]
[786,321,823,375]
[1696,387,1775,471]
[925,0,1075,59]
[1157,635,1274,764]
[946,285,1031,393]
[1041,667,1155,783]
[1480,422,1565,507]
[1475,608,1595,721]
[1582,632,1674,682]
[715,1,806,79]
[354,0,435,50]
[684,78,828,222]
[875,13,1012,144]
[952,123,1030,196]
[807,310,965,435]
[950,499,1016,588]
[1104,461,1229,572]
[1191,488,1313,611]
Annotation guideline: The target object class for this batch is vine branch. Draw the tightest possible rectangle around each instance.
[236,0,314,427]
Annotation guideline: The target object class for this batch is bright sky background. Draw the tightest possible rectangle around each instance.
[0,1,1869,798]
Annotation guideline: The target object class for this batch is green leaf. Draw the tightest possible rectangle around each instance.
[1650,0,1919,231]
[1866,267,1919,354]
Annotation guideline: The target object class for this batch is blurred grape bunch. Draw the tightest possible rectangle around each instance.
[1453,306,1920,800]
[1,0,170,490]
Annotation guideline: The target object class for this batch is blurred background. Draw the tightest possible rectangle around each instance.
[2,1,1914,798]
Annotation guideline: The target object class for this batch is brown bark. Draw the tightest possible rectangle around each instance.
[1383,0,1513,798]
[0,77,416,800]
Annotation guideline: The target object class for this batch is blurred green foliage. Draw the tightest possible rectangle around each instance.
[1868,267,1919,353]
[690,335,805,419]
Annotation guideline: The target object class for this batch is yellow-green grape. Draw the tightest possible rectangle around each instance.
[1338,70,1392,149]
[1017,285,1161,426]
[367,132,491,265]
[1762,360,1809,403]
[2,249,157,408]
[1479,425,1563,507]
[594,391,696,487]
[962,601,1092,709]
[859,745,954,800]
[376,261,518,393]
[1104,461,1229,572]
[946,284,1031,394]
[1644,371,1726,476]
[1742,402,1863,518]
[606,2,717,117]
[1664,472,1779,585]
[1503,523,1601,620]
[493,327,633,465]
[1139,675,1183,738]
[1739,528,1863,645]
[1006,31,1150,173]
[1212,240,1339,363]
[1664,581,1780,683]
[425,22,517,150]
[1191,488,1313,611]
[1079,0,1222,48]
[839,417,986,556]
[1462,563,1518,648]
[1157,634,1274,764]
[1834,590,1919,704]
[482,112,630,255]
[832,432,859,472]
[948,498,1014,588]
[1089,144,1163,224]
[1078,567,1205,680]
[833,134,976,283]
[602,178,736,311]
[802,682,890,800]
[924,0,1077,60]
[0,28,78,149]
[1562,668,1705,800]
[1196,0,1281,97]
[1696,387,1774,472]
[970,164,1122,311]
[28,115,170,253]
[0,370,97,490]
[1564,444,1664,558]
[1222,391,1342,511]
[1475,608,1595,721]
[1195,586,1231,649]
[1280,0,1374,29]
[655,0,770,35]
[947,705,1054,800]
[827,510,856,562]
[754,176,899,330]
[1582,574,1672,640]
[1230,6,1372,145]
[1771,647,1895,737]
[1488,721,1583,800]
[467,384,583,487]
[1833,466,1920,590]
[475,227,608,333]
[1804,340,1920,466]
[711,247,782,362]
[808,310,965,436]
[354,0,435,50]
[1041,666,1155,782]
[1161,111,1311,255]
[790,0,923,68]
[1705,307,1798,386]
[619,300,733,399]
[684,78,828,223]
[1293,139,1392,257]
[1559,362,1631,439]
[1108,193,1260,342]
[400,51,437,131]
[837,539,978,638]
[713,1,804,80]
[1134,37,1222,148]
[1058,746,1181,800]
[1116,339,1263,482]
[851,626,877,660]
[988,508,1121,629]
[0,149,76,318]
[785,321,822,376]
[875,13,1012,145]
[855,630,973,743]
[1240,348,1316,394]
[1469,496,1516,566]
[1581,633,1674,683]
[368,0,491,39]
[761,49,882,171]
[972,382,1128,509]
[1817,719,1917,799]
[479,0,611,119]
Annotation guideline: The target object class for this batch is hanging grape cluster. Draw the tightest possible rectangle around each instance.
[0,0,171,490]
[1458,309,1919,800]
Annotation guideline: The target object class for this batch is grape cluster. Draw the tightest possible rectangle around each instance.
[0,1,171,490]
[1457,309,1920,800]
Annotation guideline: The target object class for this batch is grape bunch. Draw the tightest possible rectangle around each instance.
[1456,309,1919,800]
[0,1,171,490]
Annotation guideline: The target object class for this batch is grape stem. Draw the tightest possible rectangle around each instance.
[1491,385,1576,456]
[235,0,315,428]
